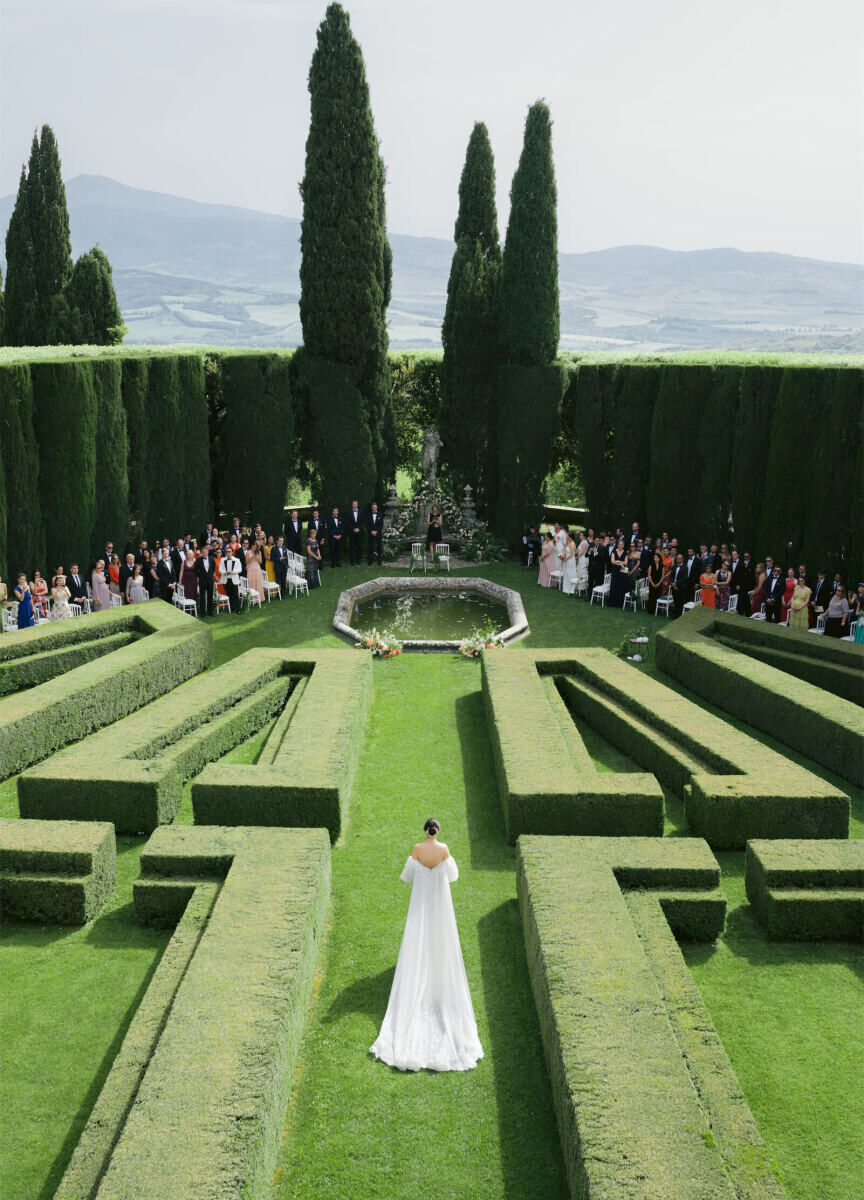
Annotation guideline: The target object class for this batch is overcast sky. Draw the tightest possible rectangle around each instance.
[2,0,862,262]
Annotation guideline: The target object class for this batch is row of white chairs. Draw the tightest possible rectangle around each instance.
[411,543,451,572]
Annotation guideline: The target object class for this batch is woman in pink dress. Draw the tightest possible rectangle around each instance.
[179,550,198,608]
[780,568,796,623]
[91,560,111,611]
[537,532,556,587]
[245,548,266,602]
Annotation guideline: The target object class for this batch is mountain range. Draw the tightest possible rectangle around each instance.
[2,173,862,353]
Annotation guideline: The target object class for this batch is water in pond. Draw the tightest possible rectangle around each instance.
[351,591,506,640]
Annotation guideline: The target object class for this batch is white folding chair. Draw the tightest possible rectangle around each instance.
[215,590,231,614]
[410,542,426,573]
[108,593,123,609]
[841,618,857,642]
[549,570,563,590]
[655,594,674,618]
[261,576,281,602]
[726,594,739,614]
[238,577,261,610]
[751,602,767,621]
[34,598,51,624]
[288,571,309,597]
[2,605,18,633]
[808,612,827,634]
[436,543,451,572]
[683,588,702,614]
[172,583,198,617]
[623,578,648,612]
[68,603,83,618]
[590,573,611,607]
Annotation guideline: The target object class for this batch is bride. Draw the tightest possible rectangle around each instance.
[370,819,483,1072]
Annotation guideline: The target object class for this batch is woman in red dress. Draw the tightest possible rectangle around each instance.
[780,568,796,623]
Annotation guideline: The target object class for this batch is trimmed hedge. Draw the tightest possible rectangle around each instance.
[0,816,115,924]
[656,608,864,786]
[745,839,864,941]
[0,360,43,580]
[0,600,212,779]
[192,650,372,841]
[0,629,136,697]
[56,824,330,1200]
[547,647,849,848]
[19,648,296,833]
[482,651,664,844]
[517,835,784,1200]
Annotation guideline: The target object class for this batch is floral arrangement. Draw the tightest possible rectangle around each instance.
[616,625,651,663]
[459,621,505,659]
[382,481,506,563]
[355,628,403,658]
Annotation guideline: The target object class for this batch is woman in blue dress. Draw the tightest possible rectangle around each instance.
[13,574,35,627]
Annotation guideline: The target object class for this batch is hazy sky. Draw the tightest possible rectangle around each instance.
[2,0,862,262]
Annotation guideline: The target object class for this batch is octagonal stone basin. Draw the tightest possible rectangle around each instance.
[333,577,529,652]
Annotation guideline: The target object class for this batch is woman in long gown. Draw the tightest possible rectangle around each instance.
[749,562,767,616]
[371,819,483,1073]
[179,551,199,607]
[264,536,277,584]
[537,532,556,587]
[608,538,629,608]
[13,575,35,627]
[715,560,731,610]
[305,532,322,589]
[561,533,580,594]
[646,551,665,615]
[575,531,589,589]
[699,565,717,609]
[788,578,811,630]
[780,568,796,623]
[51,574,72,619]
[245,548,265,602]
[91,560,111,611]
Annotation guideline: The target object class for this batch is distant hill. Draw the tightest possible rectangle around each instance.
[2,173,862,352]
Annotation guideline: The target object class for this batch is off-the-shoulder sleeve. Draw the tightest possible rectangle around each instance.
[400,857,415,883]
[443,856,458,883]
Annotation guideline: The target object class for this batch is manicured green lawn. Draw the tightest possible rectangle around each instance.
[0,563,860,1200]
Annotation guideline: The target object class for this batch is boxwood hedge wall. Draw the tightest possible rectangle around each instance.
[745,838,864,941]
[0,816,115,925]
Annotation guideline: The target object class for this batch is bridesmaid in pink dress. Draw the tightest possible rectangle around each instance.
[537,533,556,587]
[245,548,266,601]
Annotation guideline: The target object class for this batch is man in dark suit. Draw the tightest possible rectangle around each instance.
[284,510,304,556]
[170,538,186,577]
[671,554,689,617]
[628,522,640,546]
[685,548,700,602]
[271,536,289,597]
[709,543,721,571]
[133,540,149,565]
[194,547,215,616]
[366,503,383,565]
[810,570,831,616]
[523,526,541,566]
[67,563,87,606]
[157,549,178,604]
[737,553,755,616]
[119,553,136,596]
[764,566,785,622]
[348,500,364,565]
[328,507,343,566]
[307,509,326,563]
[200,523,216,547]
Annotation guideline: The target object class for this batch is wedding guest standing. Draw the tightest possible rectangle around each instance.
[14,574,35,627]
[608,539,630,608]
[715,559,731,610]
[145,552,161,599]
[91,560,111,611]
[780,568,796,623]
[811,569,832,615]
[308,509,326,562]
[305,528,322,588]
[764,566,785,623]
[647,550,666,615]
[366,502,383,565]
[328,507,343,566]
[271,536,289,597]
[671,554,689,617]
[32,569,48,602]
[119,553,136,598]
[699,560,717,609]
[195,545,216,616]
[157,548,178,605]
[108,555,121,597]
[51,574,72,618]
[245,547,266,603]
[180,550,199,610]
[125,564,146,603]
[538,532,556,587]
[788,576,811,630]
[748,561,767,617]
[222,547,242,612]
[427,505,442,564]
[67,564,87,608]
[824,585,851,637]
[561,531,579,594]
[348,500,364,565]
[284,510,304,555]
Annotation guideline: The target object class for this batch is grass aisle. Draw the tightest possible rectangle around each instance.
[270,654,568,1200]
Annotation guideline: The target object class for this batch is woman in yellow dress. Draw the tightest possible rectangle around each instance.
[264,536,277,584]
[788,577,811,631]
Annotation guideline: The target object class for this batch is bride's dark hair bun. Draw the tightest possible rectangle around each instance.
[423,818,440,836]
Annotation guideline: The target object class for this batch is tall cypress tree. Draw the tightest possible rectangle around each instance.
[90,359,130,557]
[299,3,392,505]
[27,126,73,342]
[64,247,125,345]
[0,363,44,575]
[440,123,501,512]
[1,168,39,346]
[495,101,563,543]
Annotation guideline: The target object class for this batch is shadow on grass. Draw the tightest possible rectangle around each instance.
[454,691,514,871]
[35,944,167,1200]
[477,901,568,1200]
[323,966,395,1024]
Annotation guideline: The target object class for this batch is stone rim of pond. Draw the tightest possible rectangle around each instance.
[333,576,529,652]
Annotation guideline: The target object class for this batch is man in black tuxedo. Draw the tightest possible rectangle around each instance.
[328,507,343,566]
[157,548,178,604]
[685,548,700,601]
[737,553,755,615]
[284,510,304,556]
[764,566,785,622]
[307,509,326,562]
[709,543,721,570]
[638,539,651,576]
[811,570,831,613]
[230,517,242,542]
[628,522,640,546]
[119,553,136,597]
[271,536,289,596]
[348,500,364,565]
[194,548,215,616]
[133,540,149,565]
[523,526,541,566]
[671,554,689,617]
[366,502,383,565]
[67,563,87,606]
[170,538,186,577]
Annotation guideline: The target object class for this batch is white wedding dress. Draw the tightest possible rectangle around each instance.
[370,856,483,1072]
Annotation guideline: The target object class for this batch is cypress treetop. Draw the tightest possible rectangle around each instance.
[497,100,559,366]
[65,247,125,345]
[27,126,73,340]
[1,168,39,346]
[454,122,500,260]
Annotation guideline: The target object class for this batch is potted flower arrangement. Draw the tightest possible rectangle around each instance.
[459,620,505,659]
[355,628,404,658]
[616,624,651,663]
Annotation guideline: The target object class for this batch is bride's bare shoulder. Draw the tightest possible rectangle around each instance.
[438,842,450,857]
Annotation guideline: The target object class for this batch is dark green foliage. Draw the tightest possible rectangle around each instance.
[120,356,150,537]
[647,365,713,546]
[62,246,125,345]
[695,364,740,543]
[216,353,293,526]
[565,362,616,525]
[745,840,864,941]
[30,360,98,570]
[729,365,782,553]
[1,168,39,346]
[0,362,43,577]
[656,607,864,786]
[300,3,392,503]
[802,366,864,576]
[26,127,73,342]
[0,601,212,780]
[145,356,183,535]
[304,354,377,506]
[389,352,442,481]
[177,355,212,533]
[452,123,500,262]
[90,358,130,556]
[0,817,116,926]
[0,631,136,697]
[603,364,662,527]
[495,362,566,546]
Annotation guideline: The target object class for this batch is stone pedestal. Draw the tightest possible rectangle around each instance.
[384,484,399,529]
[461,484,478,526]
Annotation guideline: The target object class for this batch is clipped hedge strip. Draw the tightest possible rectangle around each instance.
[745,839,864,941]
[192,650,372,841]
[0,629,137,697]
[517,835,784,1200]
[20,649,295,834]
[0,817,115,925]
[481,651,664,844]
[55,825,330,1200]
[0,601,212,779]
[656,608,864,786]
[543,647,849,848]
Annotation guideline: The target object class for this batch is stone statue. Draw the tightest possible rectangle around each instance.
[420,428,443,486]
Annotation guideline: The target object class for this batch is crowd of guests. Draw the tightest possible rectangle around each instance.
[0,501,388,628]
[528,521,864,640]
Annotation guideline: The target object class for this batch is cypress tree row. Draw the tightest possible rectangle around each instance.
[177,355,213,533]
[26,127,73,343]
[694,365,740,543]
[646,365,712,546]
[440,123,501,512]
[90,359,130,557]
[495,101,564,544]
[299,3,392,505]
[1,168,39,346]
[145,356,184,535]
[566,363,612,526]
[728,366,781,553]
[0,363,44,577]
[63,247,125,345]
[604,364,661,527]
[30,361,97,569]
[805,367,864,575]
[120,356,150,538]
